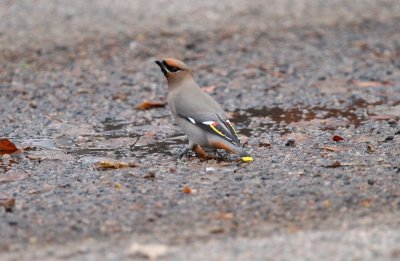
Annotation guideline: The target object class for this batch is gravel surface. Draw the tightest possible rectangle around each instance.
[1,0,400,260]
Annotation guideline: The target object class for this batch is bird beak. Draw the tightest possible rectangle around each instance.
[155,60,169,76]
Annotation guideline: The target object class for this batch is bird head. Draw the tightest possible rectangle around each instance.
[155,58,191,78]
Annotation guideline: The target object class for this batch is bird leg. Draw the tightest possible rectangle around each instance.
[193,144,212,160]
[179,147,191,158]
[213,149,224,159]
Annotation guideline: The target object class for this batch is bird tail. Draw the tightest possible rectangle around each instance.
[238,149,253,163]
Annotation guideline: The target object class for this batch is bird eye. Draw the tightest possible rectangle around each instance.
[169,67,181,72]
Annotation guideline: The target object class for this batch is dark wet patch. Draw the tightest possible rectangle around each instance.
[233,98,384,135]
[131,134,187,157]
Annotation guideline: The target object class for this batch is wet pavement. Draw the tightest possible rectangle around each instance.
[1,0,400,260]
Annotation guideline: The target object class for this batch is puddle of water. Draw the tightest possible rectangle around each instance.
[131,134,187,157]
[233,98,380,135]
[64,132,187,158]
[92,118,136,139]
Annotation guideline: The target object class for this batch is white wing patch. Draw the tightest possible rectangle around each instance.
[201,121,215,125]
[188,117,196,124]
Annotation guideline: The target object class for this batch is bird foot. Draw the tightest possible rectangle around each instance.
[179,147,191,159]
[193,145,213,160]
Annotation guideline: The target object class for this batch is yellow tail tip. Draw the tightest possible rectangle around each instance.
[241,156,254,163]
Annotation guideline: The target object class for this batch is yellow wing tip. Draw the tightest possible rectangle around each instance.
[241,156,254,163]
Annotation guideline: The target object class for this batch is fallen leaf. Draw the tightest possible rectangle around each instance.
[0,139,18,155]
[333,135,344,142]
[135,100,165,110]
[0,197,15,212]
[95,160,129,169]
[114,183,122,189]
[202,85,216,93]
[215,212,234,220]
[182,185,193,194]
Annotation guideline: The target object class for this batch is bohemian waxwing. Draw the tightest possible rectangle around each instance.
[155,58,253,162]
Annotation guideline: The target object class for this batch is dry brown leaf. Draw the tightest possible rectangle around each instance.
[135,100,165,110]
[333,135,345,142]
[202,85,216,93]
[95,160,129,169]
[0,197,15,212]
[182,185,193,194]
[215,212,234,220]
[0,139,18,155]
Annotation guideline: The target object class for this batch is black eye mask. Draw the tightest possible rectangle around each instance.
[168,66,181,72]
[162,60,181,73]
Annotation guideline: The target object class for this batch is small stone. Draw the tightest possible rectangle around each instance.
[126,243,168,260]
[285,139,295,147]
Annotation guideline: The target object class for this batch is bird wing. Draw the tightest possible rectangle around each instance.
[177,112,241,146]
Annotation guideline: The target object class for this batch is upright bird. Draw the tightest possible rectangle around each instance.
[155,58,253,162]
